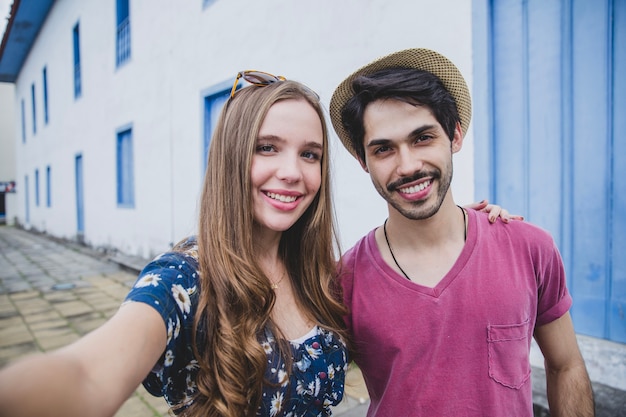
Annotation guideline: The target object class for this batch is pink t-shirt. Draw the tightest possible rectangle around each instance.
[339,209,572,417]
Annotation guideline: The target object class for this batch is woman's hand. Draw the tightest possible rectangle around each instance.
[465,200,524,224]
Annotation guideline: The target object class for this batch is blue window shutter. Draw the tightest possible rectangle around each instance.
[116,128,134,207]
[75,155,84,233]
[21,99,26,143]
[25,175,29,224]
[203,89,229,171]
[46,166,51,207]
[31,84,36,134]
[73,23,81,98]
[116,0,131,66]
[43,67,49,124]
[35,169,39,207]
[116,0,129,24]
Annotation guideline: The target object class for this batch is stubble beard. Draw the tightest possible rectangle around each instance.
[375,162,453,221]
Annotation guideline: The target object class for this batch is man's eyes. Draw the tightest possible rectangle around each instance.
[414,135,433,143]
[373,145,391,154]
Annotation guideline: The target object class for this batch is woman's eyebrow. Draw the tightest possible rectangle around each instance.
[257,134,282,142]
[305,141,323,150]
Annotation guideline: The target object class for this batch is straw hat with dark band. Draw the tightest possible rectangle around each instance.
[329,48,472,158]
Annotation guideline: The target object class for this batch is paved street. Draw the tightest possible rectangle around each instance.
[0,225,369,417]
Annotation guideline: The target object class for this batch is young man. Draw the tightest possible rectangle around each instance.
[330,48,594,416]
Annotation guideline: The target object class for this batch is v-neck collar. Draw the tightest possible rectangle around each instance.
[367,209,478,298]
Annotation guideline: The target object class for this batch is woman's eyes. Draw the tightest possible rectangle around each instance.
[257,144,276,153]
[256,144,321,161]
[301,151,321,161]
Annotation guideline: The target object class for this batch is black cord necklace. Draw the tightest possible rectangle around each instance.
[383,206,467,281]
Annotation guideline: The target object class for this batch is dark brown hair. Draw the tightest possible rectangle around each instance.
[341,67,460,161]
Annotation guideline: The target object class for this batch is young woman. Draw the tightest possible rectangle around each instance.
[0,74,349,417]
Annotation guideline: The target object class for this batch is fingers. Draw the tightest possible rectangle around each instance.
[485,204,503,223]
[464,200,525,223]
[464,199,489,212]
[485,205,524,223]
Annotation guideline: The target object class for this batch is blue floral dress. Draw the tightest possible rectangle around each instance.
[123,237,348,416]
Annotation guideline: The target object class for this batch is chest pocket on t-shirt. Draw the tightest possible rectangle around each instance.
[487,319,531,389]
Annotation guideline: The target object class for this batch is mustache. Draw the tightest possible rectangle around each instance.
[386,170,439,192]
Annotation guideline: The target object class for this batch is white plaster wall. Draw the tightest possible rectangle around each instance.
[12,0,475,257]
[165,0,477,250]
[0,82,17,224]
[0,82,15,178]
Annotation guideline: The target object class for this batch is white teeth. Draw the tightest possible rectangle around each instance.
[399,180,431,194]
[266,192,297,203]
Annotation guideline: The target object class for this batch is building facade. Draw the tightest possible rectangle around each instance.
[0,0,479,258]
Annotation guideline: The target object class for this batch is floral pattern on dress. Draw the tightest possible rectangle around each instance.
[257,327,347,417]
[123,236,347,416]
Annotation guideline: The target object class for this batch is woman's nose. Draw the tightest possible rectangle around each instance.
[276,155,303,183]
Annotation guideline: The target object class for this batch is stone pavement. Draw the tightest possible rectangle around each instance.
[0,225,369,417]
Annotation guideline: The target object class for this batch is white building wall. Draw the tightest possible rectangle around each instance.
[12,0,475,258]
[0,83,15,178]
[0,82,17,224]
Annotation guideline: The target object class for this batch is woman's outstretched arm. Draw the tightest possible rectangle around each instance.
[0,302,166,417]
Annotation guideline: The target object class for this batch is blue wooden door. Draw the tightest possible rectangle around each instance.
[483,0,625,342]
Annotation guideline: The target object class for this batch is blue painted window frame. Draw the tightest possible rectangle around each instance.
[25,175,29,224]
[21,99,25,143]
[73,22,82,98]
[34,169,39,207]
[116,0,131,66]
[116,126,135,208]
[31,83,36,135]
[75,154,84,233]
[43,67,49,124]
[202,80,231,172]
[46,165,51,207]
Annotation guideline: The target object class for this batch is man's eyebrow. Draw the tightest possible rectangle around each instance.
[365,124,438,148]
[365,138,392,148]
[408,124,437,139]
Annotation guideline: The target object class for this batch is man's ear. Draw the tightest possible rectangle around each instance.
[358,156,369,173]
[451,122,464,153]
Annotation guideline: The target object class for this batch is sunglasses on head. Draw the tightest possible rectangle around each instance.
[230,70,286,98]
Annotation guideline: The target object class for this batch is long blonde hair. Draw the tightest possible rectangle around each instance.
[189,80,348,416]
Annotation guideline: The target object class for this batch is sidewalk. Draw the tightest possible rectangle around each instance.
[0,225,369,417]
